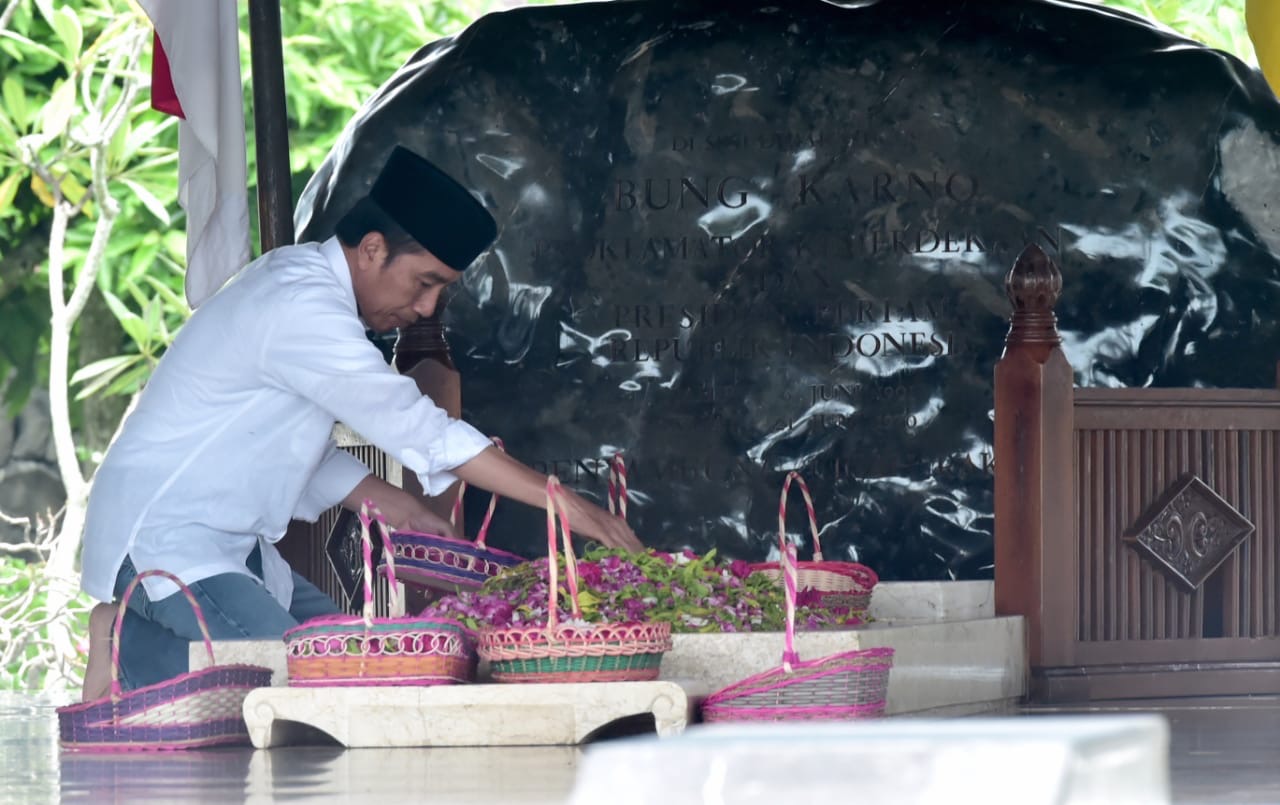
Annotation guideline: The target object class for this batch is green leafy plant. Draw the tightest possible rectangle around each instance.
[0,513,92,692]
[69,239,186,400]
[1,558,89,691]
[0,0,164,694]
[1,0,499,419]
[1092,0,1256,62]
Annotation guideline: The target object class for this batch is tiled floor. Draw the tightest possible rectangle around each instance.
[4,693,1279,804]
[4,692,583,804]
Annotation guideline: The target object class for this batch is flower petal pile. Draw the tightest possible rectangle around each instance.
[422,547,867,633]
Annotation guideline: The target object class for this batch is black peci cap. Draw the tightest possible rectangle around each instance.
[368,146,497,270]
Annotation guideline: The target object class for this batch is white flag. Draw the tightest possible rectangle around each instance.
[139,0,251,309]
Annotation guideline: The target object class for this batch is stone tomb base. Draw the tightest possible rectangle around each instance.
[191,581,1025,746]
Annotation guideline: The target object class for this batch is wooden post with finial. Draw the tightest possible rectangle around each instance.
[394,314,464,522]
[994,244,1076,674]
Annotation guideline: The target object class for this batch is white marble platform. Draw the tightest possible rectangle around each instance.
[570,716,1170,805]
[242,680,703,749]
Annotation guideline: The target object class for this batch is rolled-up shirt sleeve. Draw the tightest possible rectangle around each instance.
[294,441,372,521]
[260,286,493,496]
[403,418,495,494]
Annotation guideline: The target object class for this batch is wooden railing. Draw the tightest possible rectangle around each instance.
[994,245,1280,701]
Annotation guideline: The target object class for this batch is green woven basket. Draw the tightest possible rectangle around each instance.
[490,650,665,683]
[478,477,672,684]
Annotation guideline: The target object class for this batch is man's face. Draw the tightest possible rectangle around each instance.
[351,233,463,332]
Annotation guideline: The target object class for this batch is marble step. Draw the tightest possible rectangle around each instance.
[869,579,993,624]
[662,615,1025,717]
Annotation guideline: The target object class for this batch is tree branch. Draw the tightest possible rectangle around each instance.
[94,28,146,141]
[33,15,151,695]
[64,151,118,324]
[0,0,21,36]
[44,199,85,498]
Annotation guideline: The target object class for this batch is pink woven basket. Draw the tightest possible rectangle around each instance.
[389,437,525,592]
[748,471,879,614]
[703,542,894,722]
[478,476,672,683]
[284,500,478,687]
[57,570,272,751]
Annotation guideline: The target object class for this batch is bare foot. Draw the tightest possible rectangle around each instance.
[81,603,115,702]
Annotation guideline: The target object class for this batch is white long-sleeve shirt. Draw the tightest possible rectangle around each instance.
[80,236,492,605]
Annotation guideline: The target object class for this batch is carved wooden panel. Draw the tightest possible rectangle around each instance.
[1074,400,1280,644]
[1123,475,1254,592]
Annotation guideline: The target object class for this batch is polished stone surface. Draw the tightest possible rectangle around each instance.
[4,693,1278,803]
[5,693,582,804]
[295,0,1280,581]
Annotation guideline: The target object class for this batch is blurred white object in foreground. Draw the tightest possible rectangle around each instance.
[570,715,1169,805]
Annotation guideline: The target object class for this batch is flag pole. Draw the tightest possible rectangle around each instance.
[247,0,295,251]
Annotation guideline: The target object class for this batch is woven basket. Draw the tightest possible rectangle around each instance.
[284,500,478,686]
[748,472,879,614]
[57,570,272,751]
[389,437,525,592]
[478,476,672,683]
[702,543,894,722]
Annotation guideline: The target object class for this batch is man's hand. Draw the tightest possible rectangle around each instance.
[397,503,457,537]
[555,485,643,552]
[452,446,646,553]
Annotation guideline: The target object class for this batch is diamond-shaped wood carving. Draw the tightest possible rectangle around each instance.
[325,508,381,607]
[1123,474,1254,592]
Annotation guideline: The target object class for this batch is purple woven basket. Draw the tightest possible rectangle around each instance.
[389,437,525,591]
[389,531,525,591]
[57,570,272,752]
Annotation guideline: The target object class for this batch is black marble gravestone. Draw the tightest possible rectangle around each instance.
[295,0,1280,580]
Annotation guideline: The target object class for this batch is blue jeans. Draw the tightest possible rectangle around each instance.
[112,551,341,691]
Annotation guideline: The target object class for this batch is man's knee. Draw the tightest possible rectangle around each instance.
[157,574,299,639]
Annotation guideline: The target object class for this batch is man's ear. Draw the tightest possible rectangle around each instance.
[357,231,388,271]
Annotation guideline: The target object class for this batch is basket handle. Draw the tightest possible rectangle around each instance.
[779,471,824,561]
[544,476,582,631]
[606,453,627,520]
[358,500,404,620]
[781,540,800,673]
[450,436,505,548]
[110,569,216,701]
